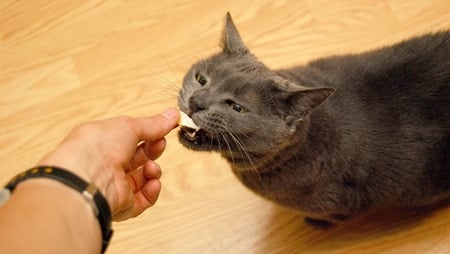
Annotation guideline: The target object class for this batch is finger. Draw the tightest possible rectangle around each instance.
[135,108,179,141]
[113,173,162,221]
[111,183,135,221]
[125,143,148,172]
[126,161,161,193]
[125,139,166,172]
[132,179,162,217]
[143,138,166,160]
[143,160,162,179]
[126,167,146,193]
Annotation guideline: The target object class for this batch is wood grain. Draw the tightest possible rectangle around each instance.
[1,1,449,253]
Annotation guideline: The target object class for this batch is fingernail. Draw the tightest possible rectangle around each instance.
[162,108,178,120]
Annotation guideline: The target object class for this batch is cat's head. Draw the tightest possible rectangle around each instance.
[178,13,334,170]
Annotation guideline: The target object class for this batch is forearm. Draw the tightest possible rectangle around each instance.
[0,111,178,253]
[0,179,101,254]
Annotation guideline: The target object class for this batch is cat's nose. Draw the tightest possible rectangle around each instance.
[189,94,208,113]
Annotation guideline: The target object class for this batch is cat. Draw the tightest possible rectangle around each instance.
[177,13,450,226]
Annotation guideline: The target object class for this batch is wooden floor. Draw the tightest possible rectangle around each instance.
[1,1,449,253]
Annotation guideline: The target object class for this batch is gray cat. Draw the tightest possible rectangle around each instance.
[178,13,450,226]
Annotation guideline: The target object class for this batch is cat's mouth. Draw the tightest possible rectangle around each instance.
[181,126,198,140]
[179,127,219,150]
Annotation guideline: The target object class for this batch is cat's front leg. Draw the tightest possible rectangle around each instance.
[304,217,335,228]
[304,213,350,228]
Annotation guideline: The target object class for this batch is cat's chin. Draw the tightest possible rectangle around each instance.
[178,127,219,151]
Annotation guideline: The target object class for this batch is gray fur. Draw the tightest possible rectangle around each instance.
[178,13,450,225]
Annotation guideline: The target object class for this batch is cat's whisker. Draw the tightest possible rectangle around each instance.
[166,64,184,89]
[235,132,258,148]
[210,132,217,151]
[158,83,180,99]
[219,121,252,165]
[224,131,252,165]
[220,131,236,167]
[228,134,251,169]
[223,126,271,196]
[223,130,246,163]
[138,67,182,99]
[217,133,222,154]
[160,88,179,101]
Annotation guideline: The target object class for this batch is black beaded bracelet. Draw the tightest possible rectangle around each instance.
[0,166,113,253]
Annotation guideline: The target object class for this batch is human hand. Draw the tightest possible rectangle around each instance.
[38,109,179,221]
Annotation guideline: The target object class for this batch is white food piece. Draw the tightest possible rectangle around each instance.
[179,111,200,131]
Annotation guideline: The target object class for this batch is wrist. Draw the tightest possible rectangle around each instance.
[38,141,93,182]
[1,166,114,253]
[0,178,102,254]
[38,140,109,196]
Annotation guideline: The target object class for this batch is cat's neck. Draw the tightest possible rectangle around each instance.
[230,104,339,176]
[227,117,308,172]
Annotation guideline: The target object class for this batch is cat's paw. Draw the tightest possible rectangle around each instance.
[304,217,334,229]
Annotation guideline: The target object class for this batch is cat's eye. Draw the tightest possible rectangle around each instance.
[226,100,247,113]
[232,104,243,112]
[195,73,207,86]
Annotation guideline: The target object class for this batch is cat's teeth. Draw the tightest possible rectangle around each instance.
[186,130,197,138]
[179,111,200,131]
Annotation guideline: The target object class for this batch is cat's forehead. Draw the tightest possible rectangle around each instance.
[199,54,276,96]
[202,53,271,85]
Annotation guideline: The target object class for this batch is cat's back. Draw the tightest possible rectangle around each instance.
[296,31,450,204]
[309,31,450,81]
[305,31,450,124]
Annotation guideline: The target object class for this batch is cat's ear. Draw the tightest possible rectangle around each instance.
[221,12,249,54]
[281,87,335,129]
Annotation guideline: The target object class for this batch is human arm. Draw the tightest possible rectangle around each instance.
[0,109,179,254]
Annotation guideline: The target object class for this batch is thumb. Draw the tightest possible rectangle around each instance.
[136,108,179,141]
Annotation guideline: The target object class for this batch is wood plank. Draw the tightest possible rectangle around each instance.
[1,1,449,253]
